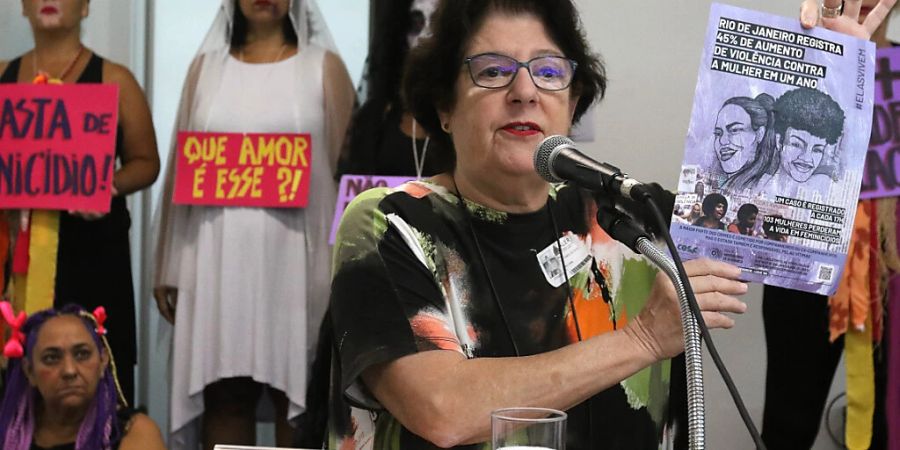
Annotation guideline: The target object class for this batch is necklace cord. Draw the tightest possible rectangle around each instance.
[411,120,430,180]
[238,43,287,64]
[33,44,84,82]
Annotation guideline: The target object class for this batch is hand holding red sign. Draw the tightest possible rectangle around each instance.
[174,131,312,208]
[0,84,119,212]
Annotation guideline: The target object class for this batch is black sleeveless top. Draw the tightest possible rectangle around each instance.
[28,408,138,450]
[1,55,137,374]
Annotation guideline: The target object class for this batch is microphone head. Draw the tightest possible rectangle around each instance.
[534,134,575,183]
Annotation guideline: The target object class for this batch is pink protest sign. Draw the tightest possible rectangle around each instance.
[860,47,900,199]
[173,132,311,208]
[329,175,414,244]
[0,84,119,212]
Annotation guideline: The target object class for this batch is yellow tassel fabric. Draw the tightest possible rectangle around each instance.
[845,315,875,450]
[23,211,59,314]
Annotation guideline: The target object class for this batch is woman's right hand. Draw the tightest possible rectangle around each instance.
[800,0,897,37]
[153,285,178,324]
[624,258,748,361]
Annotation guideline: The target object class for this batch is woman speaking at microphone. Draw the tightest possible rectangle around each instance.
[327,0,748,448]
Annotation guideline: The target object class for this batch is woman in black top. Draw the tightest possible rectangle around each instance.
[0,0,160,405]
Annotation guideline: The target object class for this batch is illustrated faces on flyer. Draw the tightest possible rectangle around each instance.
[21,0,88,30]
[713,104,763,174]
[408,0,439,48]
[778,127,827,183]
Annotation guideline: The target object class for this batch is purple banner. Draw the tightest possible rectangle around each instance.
[860,47,900,199]
[670,3,875,295]
[329,174,413,244]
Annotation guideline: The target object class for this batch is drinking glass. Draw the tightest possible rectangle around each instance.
[491,407,566,450]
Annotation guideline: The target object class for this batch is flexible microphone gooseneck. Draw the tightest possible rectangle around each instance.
[534,135,766,450]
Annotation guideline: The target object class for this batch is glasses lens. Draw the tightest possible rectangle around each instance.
[468,54,518,88]
[530,56,573,90]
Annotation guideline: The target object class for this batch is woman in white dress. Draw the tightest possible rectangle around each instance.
[153,1,354,448]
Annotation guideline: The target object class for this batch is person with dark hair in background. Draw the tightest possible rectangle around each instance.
[337,0,451,179]
[153,1,354,449]
[0,302,165,450]
[0,0,161,406]
[728,203,759,236]
[693,193,728,230]
[326,1,748,448]
[293,2,447,447]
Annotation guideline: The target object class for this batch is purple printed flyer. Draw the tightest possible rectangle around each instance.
[329,174,413,244]
[860,46,900,199]
[669,3,875,295]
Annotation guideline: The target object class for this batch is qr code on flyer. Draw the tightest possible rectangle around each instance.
[815,263,836,284]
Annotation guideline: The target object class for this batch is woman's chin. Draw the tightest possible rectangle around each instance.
[48,397,91,413]
[35,17,64,29]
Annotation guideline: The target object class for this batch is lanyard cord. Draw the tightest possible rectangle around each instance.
[548,199,582,342]
[452,180,582,356]
[453,179,521,357]
[411,120,430,180]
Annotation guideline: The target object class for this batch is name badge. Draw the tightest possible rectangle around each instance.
[536,234,592,288]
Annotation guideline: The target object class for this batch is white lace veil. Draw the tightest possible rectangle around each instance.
[195,0,337,66]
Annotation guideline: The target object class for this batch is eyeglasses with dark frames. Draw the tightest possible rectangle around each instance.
[464,53,578,91]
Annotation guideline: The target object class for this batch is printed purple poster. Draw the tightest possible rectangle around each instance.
[860,46,900,199]
[670,3,875,295]
[329,174,413,244]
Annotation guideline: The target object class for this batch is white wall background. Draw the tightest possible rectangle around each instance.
[4,1,896,448]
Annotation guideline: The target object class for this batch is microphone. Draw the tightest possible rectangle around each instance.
[533,135,649,201]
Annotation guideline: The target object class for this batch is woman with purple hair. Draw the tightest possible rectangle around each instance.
[0,303,165,450]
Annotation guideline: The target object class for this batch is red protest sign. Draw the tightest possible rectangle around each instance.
[173,132,311,208]
[0,84,119,212]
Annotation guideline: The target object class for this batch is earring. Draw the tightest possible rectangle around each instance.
[441,122,450,133]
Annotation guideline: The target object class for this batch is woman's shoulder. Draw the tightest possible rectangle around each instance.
[118,412,165,450]
[100,58,139,86]
[337,180,450,240]
[343,180,444,219]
